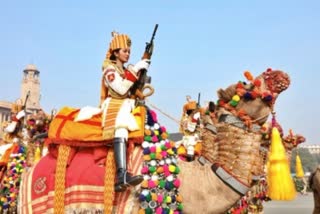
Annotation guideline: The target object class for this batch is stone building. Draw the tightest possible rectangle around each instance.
[300,144,320,155]
[0,64,41,138]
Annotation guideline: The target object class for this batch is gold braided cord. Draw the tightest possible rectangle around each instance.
[54,145,71,214]
[104,148,116,213]
[145,99,180,124]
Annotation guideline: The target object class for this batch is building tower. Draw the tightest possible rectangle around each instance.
[21,64,41,112]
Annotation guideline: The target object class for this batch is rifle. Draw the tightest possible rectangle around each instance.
[197,93,201,108]
[22,91,30,127]
[131,24,158,101]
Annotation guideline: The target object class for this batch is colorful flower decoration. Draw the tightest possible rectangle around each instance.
[138,109,183,214]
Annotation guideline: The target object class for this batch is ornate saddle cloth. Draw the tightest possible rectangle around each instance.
[47,106,145,146]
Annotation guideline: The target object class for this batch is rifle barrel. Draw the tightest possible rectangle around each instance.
[151,24,158,42]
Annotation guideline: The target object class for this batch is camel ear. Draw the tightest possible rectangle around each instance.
[217,84,237,101]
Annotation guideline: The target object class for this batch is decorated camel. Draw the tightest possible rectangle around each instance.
[0,107,50,212]
[17,68,290,214]
[309,166,320,214]
[168,69,291,214]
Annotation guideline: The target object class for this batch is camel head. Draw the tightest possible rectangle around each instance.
[217,68,290,126]
[283,131,306,152]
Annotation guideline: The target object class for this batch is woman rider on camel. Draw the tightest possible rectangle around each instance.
[100,32,150,192]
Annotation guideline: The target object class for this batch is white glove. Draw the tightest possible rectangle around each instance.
[16,110,26,120]
[4,121,17,133]
[115,127,129,140]
[132,59,150,73]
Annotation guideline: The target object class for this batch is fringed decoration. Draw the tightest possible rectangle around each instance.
[54,145,71,214]
[295,154,305,178]
[267,127,296,200]
[104,148,116,213]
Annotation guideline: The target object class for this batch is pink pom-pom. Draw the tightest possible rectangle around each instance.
[150,146,156,153]
[148,180,157,188]
[160,126,166,132]
[155,207,163,214]
[152,135,159,142]
[173,178,181,188]
[163,164,169,172]
[150,110,158,122]
[161,150,168,157]
[157,194,164,203]
[165,142,171,149]
[164,170,171,177]
[141,166,149,174]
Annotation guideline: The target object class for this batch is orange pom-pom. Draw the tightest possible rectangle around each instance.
[161,132,168,140]
[144,129,151,136]
[244,71,254,81]
[176,194,183,203]
[141,180,148,188]
[138,209,145,214]
[194,142,202,155]
[155,153,163,160]
[143,155,151,161]
[157,166,164,173]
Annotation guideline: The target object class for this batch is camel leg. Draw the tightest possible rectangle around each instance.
[312,169,320,214]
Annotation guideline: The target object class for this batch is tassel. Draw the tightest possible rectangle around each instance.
[295,154,305,178]
[34,145,41,163]
[267,127,296,200]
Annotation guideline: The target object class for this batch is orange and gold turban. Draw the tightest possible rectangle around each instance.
[106,32,131,60]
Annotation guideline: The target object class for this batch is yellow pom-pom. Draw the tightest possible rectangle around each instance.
[169,165,176,172]
[167,149,174,155]
[232,95,240,102]
[177,146,186,155]
[295,154,305,178]
[267,127,296,200]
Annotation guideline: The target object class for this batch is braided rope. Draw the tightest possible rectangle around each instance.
[146,99,180,124]
[104,148,116,213]
[54,145,70,214]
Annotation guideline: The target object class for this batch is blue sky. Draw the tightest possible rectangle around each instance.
[1,1,319,145]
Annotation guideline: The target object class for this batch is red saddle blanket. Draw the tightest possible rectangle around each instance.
[19,146,143,214]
